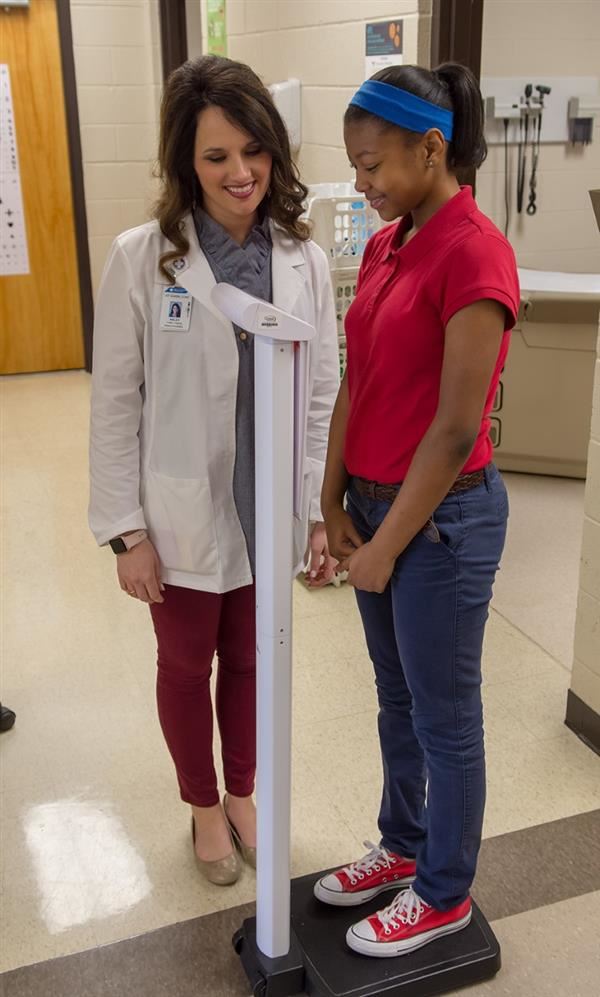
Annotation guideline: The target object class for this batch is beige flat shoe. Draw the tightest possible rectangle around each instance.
[191,815,241,886]
[224,794,257,869]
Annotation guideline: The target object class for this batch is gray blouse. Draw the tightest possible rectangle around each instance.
[193,207,273,575]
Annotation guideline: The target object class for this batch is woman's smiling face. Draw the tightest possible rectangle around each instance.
[194,105,272,231]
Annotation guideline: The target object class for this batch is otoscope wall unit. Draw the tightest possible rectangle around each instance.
[481,77,600,145]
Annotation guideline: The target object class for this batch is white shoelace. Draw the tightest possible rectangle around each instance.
[342,841,397,885]
[377,887,429,933]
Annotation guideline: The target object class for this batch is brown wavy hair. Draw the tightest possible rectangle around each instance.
[154,55,310,278]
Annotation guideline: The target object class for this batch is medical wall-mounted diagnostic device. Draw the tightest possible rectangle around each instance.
[568,95,600,144]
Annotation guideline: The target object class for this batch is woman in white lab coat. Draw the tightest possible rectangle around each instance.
[89,56,339,885]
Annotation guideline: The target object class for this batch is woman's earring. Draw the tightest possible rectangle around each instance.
[426,160,435,169]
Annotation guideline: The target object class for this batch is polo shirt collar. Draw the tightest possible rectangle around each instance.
[388,185,476,266]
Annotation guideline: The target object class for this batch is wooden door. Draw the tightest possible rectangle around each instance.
[0,0,84,373]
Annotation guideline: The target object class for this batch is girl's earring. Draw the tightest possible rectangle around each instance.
[426,160,435,168]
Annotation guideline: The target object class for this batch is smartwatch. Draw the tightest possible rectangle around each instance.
[109,529,148,554]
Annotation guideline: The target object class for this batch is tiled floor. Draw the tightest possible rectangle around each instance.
[1,371,599,994]
[4,811,600,997]
[492,471,586,667]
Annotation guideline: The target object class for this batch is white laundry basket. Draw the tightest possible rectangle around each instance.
[306,184,382,380]
[306,183,381,269]
[333,267,360,377]
[301,185,382,586]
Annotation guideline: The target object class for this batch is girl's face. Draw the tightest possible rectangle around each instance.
[344,118,438,221]
[194,105,273,232]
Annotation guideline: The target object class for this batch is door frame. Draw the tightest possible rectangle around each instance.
[159,0,188,80]
[56,0,94,372]
[431,0,484,75]
[430,0,485,191]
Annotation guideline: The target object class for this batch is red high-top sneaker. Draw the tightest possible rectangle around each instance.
[347,886,472,957]
[313,841,416,907]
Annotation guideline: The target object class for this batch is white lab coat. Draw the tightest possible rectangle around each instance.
[89,214,340,593]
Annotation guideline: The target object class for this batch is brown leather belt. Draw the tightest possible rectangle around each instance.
[353,467,487,503]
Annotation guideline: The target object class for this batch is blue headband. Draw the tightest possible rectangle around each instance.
[349,79,454,141]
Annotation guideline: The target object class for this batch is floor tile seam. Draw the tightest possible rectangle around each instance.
[292,704,378,733]
[488,606,572,674]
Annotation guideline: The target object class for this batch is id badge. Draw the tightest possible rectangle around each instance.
[160,286,192,331]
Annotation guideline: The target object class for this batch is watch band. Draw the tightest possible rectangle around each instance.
[109,529,148,554]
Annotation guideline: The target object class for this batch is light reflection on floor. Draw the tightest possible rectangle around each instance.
[24,798,151,933]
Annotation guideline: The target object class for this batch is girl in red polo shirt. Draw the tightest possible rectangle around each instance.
[314,64,519,958]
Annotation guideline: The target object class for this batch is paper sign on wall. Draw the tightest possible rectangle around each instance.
[0,64,30,276]
[207,0,227,57]
[365,20,404,78]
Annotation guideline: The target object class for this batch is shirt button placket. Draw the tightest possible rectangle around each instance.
[368,261,399,314]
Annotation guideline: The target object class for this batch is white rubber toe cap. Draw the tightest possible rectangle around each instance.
[318,874,342,893]
[347,918,377,944]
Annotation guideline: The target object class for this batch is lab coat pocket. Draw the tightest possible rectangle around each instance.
[142,469,219,576]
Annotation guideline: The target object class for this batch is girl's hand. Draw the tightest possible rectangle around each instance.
[117,539,165,604]
[305,522,338,588]
[339,540,396,593]
[324,505,364,564]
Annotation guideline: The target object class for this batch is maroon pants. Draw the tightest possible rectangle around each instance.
[150,583,256,807]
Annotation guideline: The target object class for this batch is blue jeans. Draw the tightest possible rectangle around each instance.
[347,464,508,911]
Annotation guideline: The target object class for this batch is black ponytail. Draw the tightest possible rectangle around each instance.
[434,63,486,168]
[344,62,487,171]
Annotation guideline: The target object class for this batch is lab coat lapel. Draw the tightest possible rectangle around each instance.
[169,214,306,322]
[171,215,231,331]
[271,223,306,316]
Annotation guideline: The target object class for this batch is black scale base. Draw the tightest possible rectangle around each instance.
[233,870,501,997]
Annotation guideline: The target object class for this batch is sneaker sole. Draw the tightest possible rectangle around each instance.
[313,874,416,908]
[346,910,472,957]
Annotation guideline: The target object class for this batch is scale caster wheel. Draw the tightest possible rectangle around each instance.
[252,979,267,997]
[232,928,244,955]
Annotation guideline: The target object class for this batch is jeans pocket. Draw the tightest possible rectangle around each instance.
[421,506,464,556]
[496,482,510,522]
[485,465,510,522]
[345,486,372,541]
[422,518,441,543]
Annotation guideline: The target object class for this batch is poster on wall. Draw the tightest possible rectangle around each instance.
[365,20,404,78]
[0,64,30,277]
[207,0,227,57]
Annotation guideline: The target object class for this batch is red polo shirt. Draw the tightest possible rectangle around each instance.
[344,187,520,483]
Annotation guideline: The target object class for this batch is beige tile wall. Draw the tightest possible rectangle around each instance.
[479,1,600,272]
[224,0,431,185]
[571,336,600,716]
[70,0,162,294]
[70,0,600,292]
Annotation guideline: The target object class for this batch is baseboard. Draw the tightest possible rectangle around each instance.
[565,689,600,757]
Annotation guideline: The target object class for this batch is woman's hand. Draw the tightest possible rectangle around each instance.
[305,522,338,588]
[324,504,364,564]
[339,539,396,593]
[117,539,165,604]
